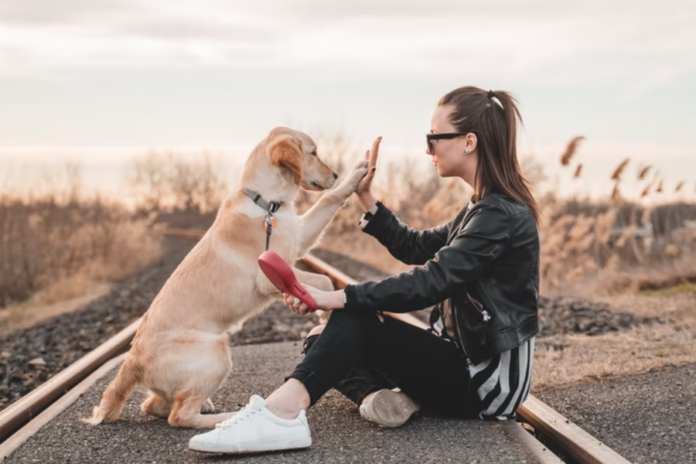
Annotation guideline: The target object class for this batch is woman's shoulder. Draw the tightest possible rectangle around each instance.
[478,191,531,218]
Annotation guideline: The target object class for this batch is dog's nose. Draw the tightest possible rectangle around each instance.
[333,172,338,179]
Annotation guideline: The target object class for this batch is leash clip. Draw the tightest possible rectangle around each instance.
[263,213,276,232]
[263,213,276,251]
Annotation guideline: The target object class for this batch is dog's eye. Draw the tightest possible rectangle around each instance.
[311,150,317,157]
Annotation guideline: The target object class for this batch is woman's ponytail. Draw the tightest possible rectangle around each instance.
[438,86,540,226]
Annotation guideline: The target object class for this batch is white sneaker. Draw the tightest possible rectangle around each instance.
[188,395,312,454]
[359,388,420,428]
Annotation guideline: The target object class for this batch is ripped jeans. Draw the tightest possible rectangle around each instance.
[285,309,482,418]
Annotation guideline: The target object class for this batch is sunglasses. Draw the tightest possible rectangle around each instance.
[426,132,472,153]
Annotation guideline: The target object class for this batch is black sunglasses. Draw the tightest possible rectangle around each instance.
[426,132,472,152]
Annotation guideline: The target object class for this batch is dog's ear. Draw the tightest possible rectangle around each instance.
[269,136,303,185]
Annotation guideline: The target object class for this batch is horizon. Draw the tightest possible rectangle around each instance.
[1,142,693,206]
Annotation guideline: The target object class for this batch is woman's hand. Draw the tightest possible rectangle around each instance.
[355,137,381,211]
[281,286,345,315]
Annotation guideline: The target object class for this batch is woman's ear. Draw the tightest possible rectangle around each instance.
[466,132,478,153]
[269,136,303,185]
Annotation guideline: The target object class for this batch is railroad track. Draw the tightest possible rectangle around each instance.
[0,229,632,464]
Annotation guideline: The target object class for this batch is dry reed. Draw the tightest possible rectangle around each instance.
[610,158,630,181]
[560,136,585,166]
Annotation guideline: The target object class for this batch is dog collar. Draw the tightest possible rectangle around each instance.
[242,188,284,251]
[242,187,284,213]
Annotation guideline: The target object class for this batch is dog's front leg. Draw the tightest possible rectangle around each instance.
[296,160,368,257]
[291,267,334,292]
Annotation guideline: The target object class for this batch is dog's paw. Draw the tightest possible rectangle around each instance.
[350,159,369,179]
[200,399,215,414]
[335,160,369,195]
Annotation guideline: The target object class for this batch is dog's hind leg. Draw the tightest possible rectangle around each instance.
[141,392,172,419]
[167,346,234,428]
[168,391,235,429]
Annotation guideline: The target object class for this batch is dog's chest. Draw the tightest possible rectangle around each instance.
[235,209,302,256]
[264,213,301,256]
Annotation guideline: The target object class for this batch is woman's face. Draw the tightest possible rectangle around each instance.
[428,104,478,186]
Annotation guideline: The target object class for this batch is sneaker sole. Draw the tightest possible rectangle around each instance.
[364,390,420,428]
[189,436,312,454]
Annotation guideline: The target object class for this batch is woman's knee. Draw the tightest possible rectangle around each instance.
[307,324,326,338]
[302,311,380,355]
[326,308,381,330]
[302,324,325,354]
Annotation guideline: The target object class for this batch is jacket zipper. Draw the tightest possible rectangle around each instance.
[452,302,474,369]
[467,288,491,322]
[468,288,491,347]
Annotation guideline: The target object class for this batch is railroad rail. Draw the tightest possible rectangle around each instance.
[0,229,632,464]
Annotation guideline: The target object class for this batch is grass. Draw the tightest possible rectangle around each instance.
[0,281,111,337]
[0,167,164,323]
[531,289,696,391]
[638,281,696,297]
[0,192,163,308]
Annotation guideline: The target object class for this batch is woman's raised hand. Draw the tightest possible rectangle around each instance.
[355,137,381,207]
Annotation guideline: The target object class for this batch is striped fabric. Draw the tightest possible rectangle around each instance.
[431,316,535,420]
[468,337,535,420]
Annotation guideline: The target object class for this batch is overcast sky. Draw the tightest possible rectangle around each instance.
[1,0,695,199]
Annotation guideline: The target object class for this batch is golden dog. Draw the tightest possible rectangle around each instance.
[84,127,368,429]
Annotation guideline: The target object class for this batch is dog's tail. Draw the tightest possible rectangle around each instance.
[81,356,141,425]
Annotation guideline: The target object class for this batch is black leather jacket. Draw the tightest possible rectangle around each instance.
[343,191,540,365]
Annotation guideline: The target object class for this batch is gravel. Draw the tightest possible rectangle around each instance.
[0,239,665,413]
[537,294,664,337]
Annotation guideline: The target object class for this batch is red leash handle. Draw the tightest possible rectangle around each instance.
[257,251,318,312]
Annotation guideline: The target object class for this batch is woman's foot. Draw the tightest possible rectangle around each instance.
[188,395,311,454]
[359,388,420,428]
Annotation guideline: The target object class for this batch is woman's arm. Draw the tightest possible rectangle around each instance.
[352,136,451,265]
[360,200,454,265]
[344,201,511,313]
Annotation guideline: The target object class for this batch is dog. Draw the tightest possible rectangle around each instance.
[83,127,368,429]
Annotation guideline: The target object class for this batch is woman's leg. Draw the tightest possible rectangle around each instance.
[363,315,478,418]
[189,310,477,454]
[279,309,386,408]
[268,309,477,420]
[302,328,396,406]
[265,309,381,419]
[300,326,413,428]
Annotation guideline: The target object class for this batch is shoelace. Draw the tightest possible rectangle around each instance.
[216,403,262,429]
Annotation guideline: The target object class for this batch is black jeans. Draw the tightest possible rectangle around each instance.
[286,309,482,418]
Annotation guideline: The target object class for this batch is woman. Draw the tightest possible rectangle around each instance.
[189,86,541,455]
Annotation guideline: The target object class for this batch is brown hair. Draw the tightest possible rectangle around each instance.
[438,86,540,225]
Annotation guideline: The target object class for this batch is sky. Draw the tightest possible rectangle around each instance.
[1,0,695,201]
